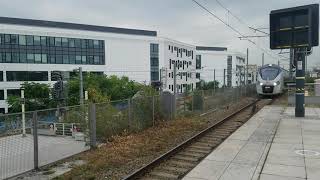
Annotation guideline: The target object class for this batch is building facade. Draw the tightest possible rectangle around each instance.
[195,46,246,88]
[0,17,198,113]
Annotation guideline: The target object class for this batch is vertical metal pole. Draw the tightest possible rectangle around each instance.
[213,69,216,92]
[246,48,249,85]
[278,60,280,66]
[33,111,39,170]
[128,99,131,129]
[223,69,226,87]
[152,96,155,126]
[79,67,84,105]
[289,49,294,79]
[191,95,194,112]
[89,103,97,148]
[173,62,177,119]
[21,89,26,137]
[262,53,264,66]
[160,68,163,93]
[295,48,305,117]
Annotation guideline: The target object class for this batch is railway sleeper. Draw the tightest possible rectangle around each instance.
[169,160,195,168]
[172,155,199,162]
[189,145,212,151]
[160,166,189,174]
[185,148,211,154]
[178,151,206,158]
[149,171,179,179]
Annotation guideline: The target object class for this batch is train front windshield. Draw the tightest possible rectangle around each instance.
[260,67,280,80]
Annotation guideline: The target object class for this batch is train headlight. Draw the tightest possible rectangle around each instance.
[259,82,263,86]
[273,81,280,86]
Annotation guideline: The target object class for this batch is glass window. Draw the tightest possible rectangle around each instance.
[49,37,55,46]
[12,53,19,63]
[75,39,81,48]
[0,53,2,63]
[76,55,81,64]
[69,55,76,64]
[27,53,34,63]
[93,40,99,48]
[56,55,63,64]
[0,34,2,44]
[34,36,40,45]
[81,55,86,64]
[4,34,10,44]
[49,55,55,64]
[94,56,100,64]
[0,72,3,82]
[87,55,93,64]
[11,34,18,44]
[7,71,48,81]
[260,67,280,80]
[19,35,26,45]
[68,38,75,47]
[81,39,87,48]
[41,54,47,63]
[0,90,3,100]
[20,53,27,63]
[34,54,41,63]
[99,40,104,48]
[40,36,47,46]
[26,35,34,45]
[55,37,62,46]
[7,89,20,97]
[62,38,68,47]
[88,40,94,48]
[5,53,11,62]
[63,55,69,64]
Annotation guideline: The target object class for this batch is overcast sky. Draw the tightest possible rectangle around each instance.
[0,0,319,69]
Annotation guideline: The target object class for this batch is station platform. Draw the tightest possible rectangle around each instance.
[183,105,320,180]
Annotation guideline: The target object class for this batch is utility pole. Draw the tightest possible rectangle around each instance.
[278,60,280,66]
[173,62,177,95]
[223,69,226,87]
[213,69,216,91]
[246,48,249,85]
[79,67,84,105]
[21,89,26,137]
[289,49,294,79]
[262,53,264,66]
[295,48,306,117]
[173,62,177,120]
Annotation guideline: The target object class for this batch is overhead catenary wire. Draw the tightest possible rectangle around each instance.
[192,0,289,62]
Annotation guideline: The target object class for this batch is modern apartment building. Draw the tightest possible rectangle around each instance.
[0,17,198,113]
[195,46,247,87]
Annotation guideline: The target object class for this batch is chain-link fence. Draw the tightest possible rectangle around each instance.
[0,105,91,179]
[0,84,256,179]
[287,83,320,106]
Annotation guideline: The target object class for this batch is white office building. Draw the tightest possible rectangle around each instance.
[0,17,199,113]
[195,46,247,87]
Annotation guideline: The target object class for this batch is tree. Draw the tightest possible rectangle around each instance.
[197,80,220,90]
[67,73,142,105]
[7,82,57,112]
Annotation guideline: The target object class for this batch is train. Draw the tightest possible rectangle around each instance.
[256,64,289,96]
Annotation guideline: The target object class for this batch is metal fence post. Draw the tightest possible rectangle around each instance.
[128,99,131,129]
[191,94,194,112]
[152,96,155,126]
[89,103,97,149]
[33,111,39,170]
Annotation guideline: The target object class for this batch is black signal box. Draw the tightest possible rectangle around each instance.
[270,4,319,49]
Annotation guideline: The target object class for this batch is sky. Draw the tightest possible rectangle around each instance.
[0,0,319,70]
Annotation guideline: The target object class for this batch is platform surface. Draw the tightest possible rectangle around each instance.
[183,106,320,180]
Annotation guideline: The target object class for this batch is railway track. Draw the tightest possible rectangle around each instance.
[123,98,274,180]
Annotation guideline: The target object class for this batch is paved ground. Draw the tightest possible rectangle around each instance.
[183,106,320,180]
[0,134,89,179]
